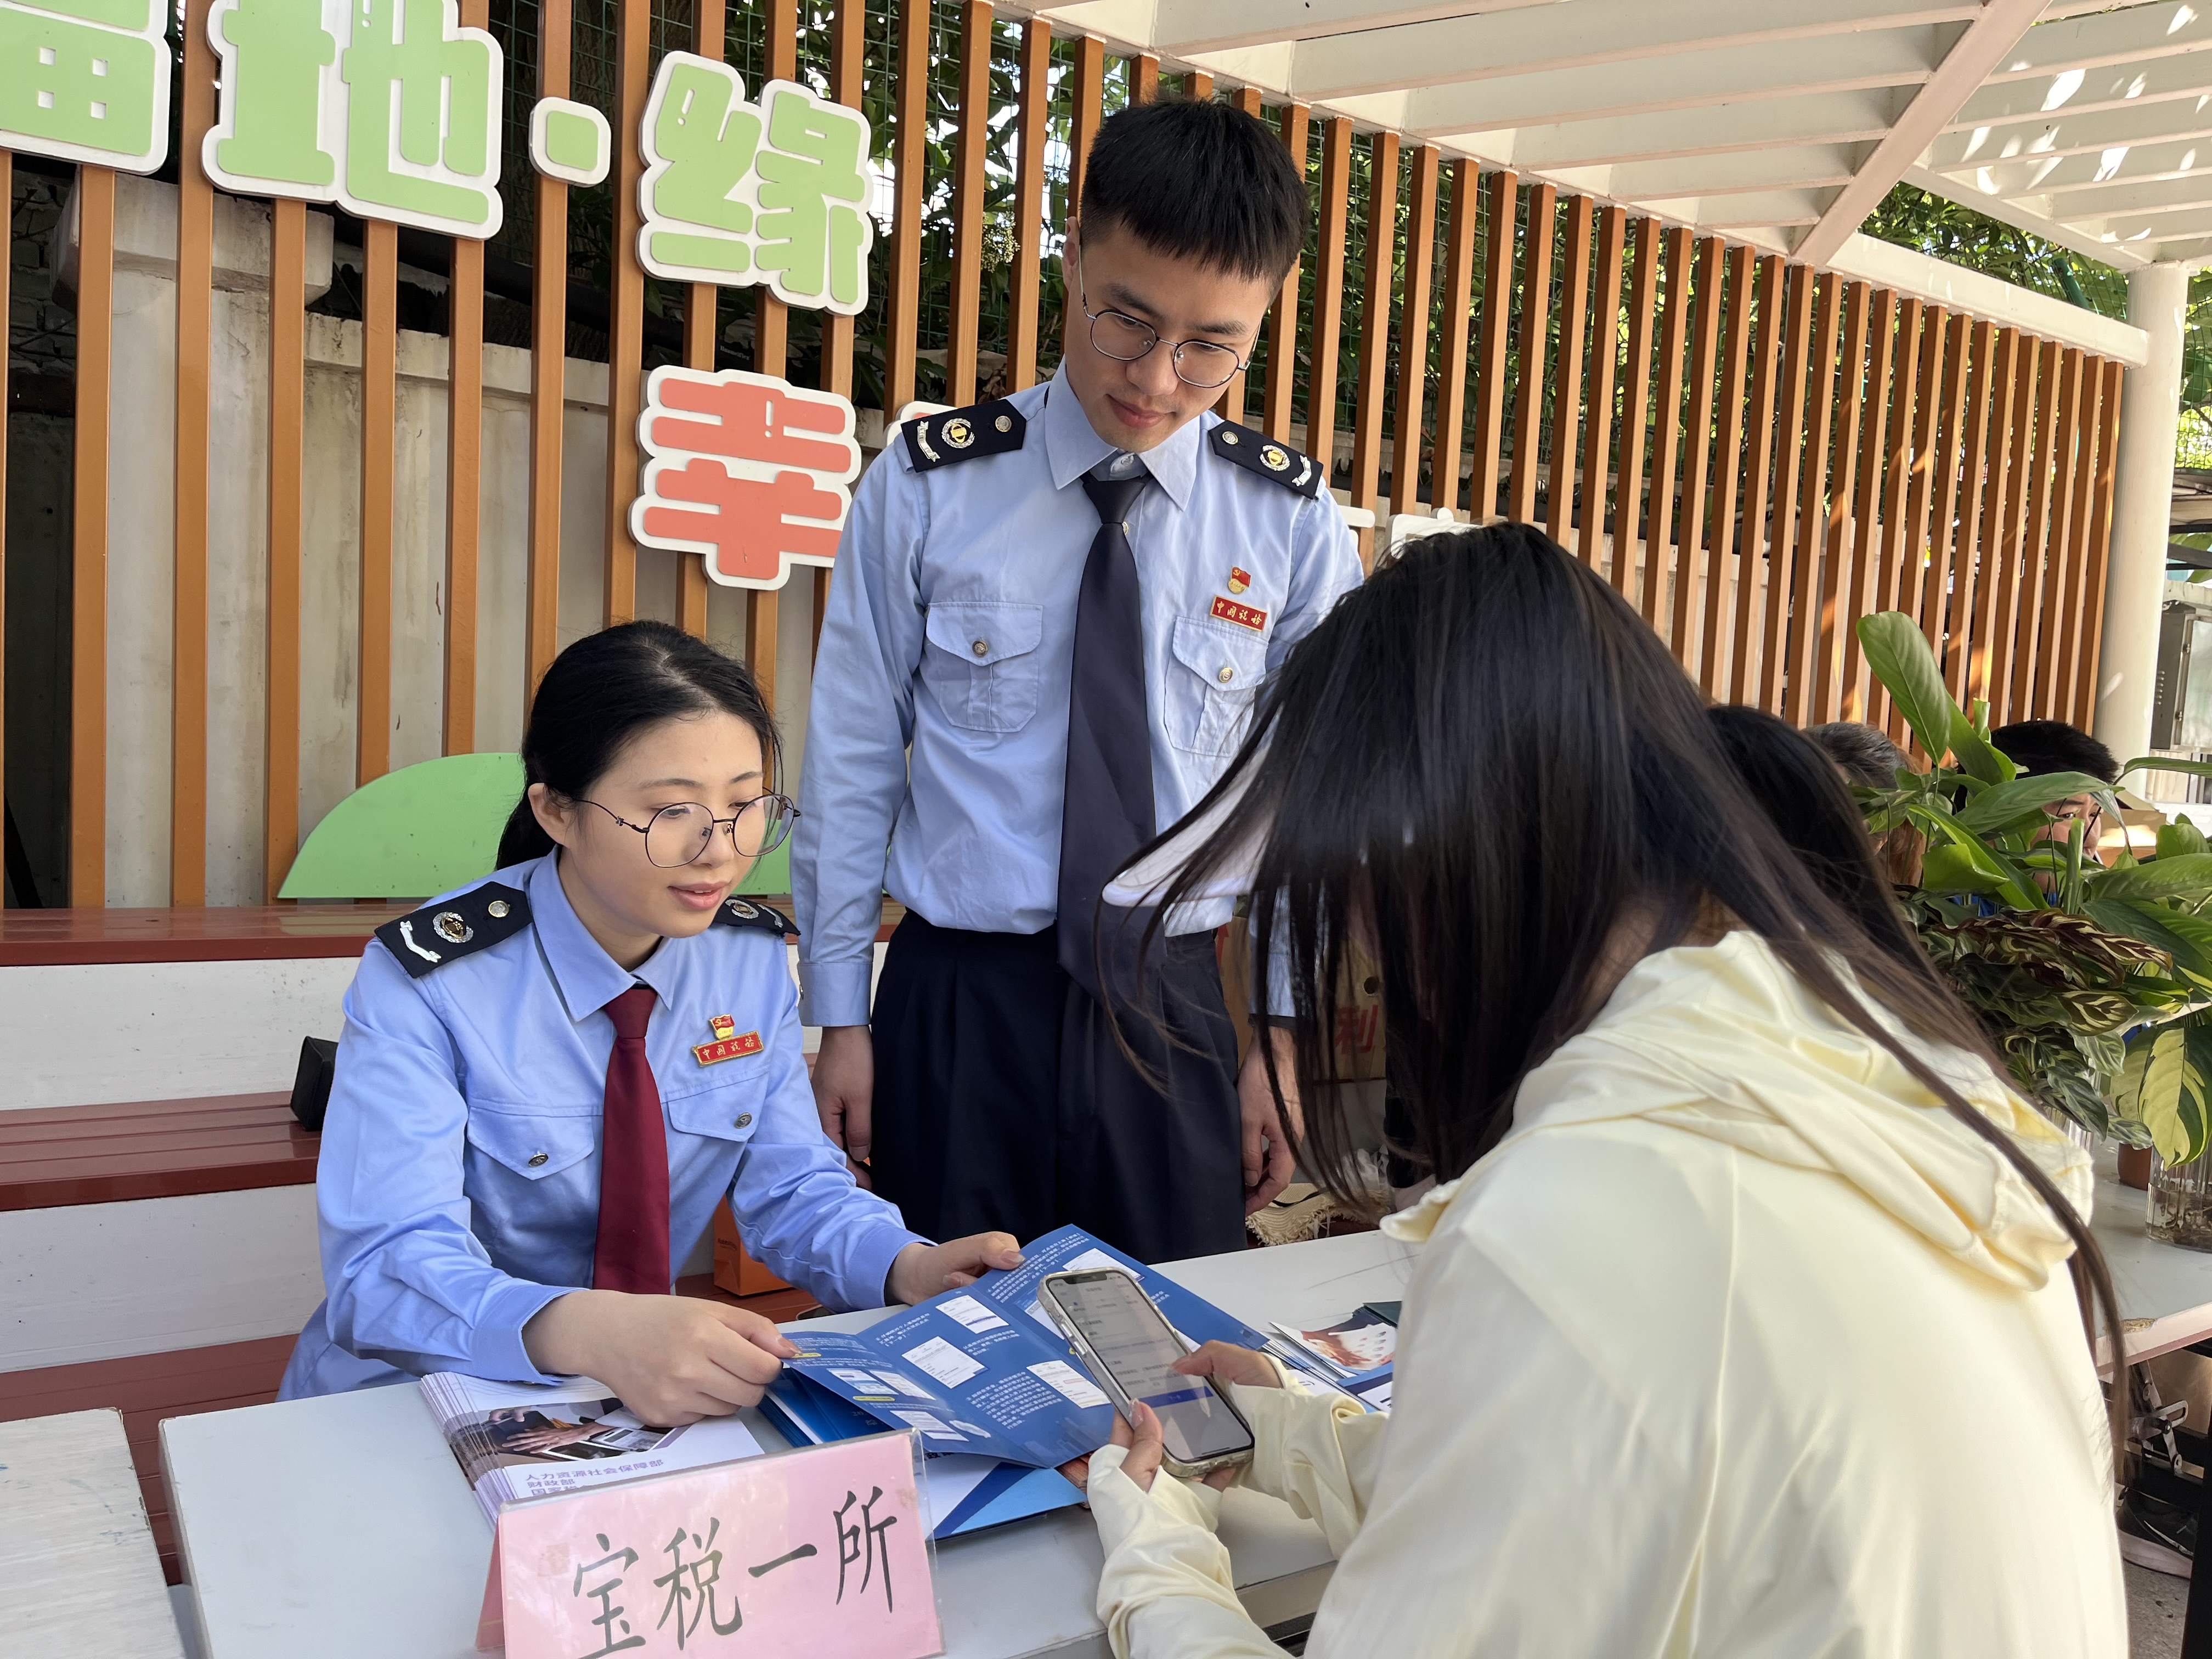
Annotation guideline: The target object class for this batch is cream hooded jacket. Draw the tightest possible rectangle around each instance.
[1086,932,2125,1657]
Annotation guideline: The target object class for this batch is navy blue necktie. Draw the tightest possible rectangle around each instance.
[1058,468,1155,1000]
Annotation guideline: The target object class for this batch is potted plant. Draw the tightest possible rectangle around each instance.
[1855,613,2212,1244]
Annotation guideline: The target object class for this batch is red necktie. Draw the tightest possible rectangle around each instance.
[592,985,671,1294]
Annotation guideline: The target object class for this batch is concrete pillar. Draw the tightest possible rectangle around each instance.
[2094,261,2188,762]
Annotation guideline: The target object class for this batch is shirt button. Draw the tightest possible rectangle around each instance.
[1121,521,1131,535]
[734,1113,753,1128]
[527,1152,548,1167]
[972,639,989,657]
[1217,665,1235,684]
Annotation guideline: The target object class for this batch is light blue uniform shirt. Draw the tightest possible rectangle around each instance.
[794,363,1363,1028]
[279,853,924,1399]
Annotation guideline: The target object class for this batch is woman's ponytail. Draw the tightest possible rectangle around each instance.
[495,794,555,869]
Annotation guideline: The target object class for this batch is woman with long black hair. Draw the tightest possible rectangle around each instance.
[1070,527,2127,1655]
[280,621,1018,1418]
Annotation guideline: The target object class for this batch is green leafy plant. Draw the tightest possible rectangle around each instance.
[1856,612,2212,1160]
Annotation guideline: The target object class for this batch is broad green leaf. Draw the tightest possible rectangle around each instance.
[2183,1025,2212,1164]
[1953,722,2018,787]
[2122,756,2212,782]
[1955,771,2109,833]
[2137,1027,2196,1165]
[2162,817,2211,860]
[2112,1035,2153,1117]
[2091,854,2212,902]
[1858,613,1964,767]
[1921,843,2004,893]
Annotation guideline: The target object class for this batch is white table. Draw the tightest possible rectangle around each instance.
[163,1231,1419,1658]
[2090,1152,2212,1364]
[1,1407,184,1658]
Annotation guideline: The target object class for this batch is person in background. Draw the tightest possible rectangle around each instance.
[1066,527,2127,1656]
[280,623,1018,1420]
[794,98,1363,1263]
[1993,718,2122,856]
[1710,706,1920,970]
[1806,718,1906,788]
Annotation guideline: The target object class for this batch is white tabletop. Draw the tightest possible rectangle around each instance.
[2,1407,183,1659]
[2090,1153,2212,1364]
[163,1231,1420,1659]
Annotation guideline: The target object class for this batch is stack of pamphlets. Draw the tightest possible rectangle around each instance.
[1271,1305,1396,1412]
[419,1372,767,1526]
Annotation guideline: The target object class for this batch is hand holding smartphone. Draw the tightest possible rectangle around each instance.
[1038,1267,1256,1481]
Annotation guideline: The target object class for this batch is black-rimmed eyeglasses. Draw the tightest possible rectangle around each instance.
[579,795,800,867]
[1077,256,1249,390]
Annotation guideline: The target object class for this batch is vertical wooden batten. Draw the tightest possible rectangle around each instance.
[754,0,799,385]
[1306,119,1354,495]
[1701,242,1754,692]
[1966,328,2022,710]
[2033,350,2085,718]
[1579,206,1627,573]
[70,167,116,906]
[1867,296,1924,731]
[819,0,866,680]
[1923,315,1974,690]
[2011,339,2066,721]
[358,222,398,786]
[1613,216,1660,607]
[1896,303,1949,726]
[677,0,726,640]
[1467,171,1519,528]
[442,0,490,743]
[1944,320,1998,704]
[264,204,307,900]
[2054,356,2107,721]
[2077,358,2125,731]
[885,0,932,414]
[1729,254,1784,704]
[526,0,572,694]
[1669,234,1722,673]
[1813,279,1870,724]
[1067,36,1105,211]
[172,1,217,903]
[1131,54,1159,103]
[1643,226,1694,634]
[1757,264,1815,715]
[0,151,8,900]
[1219,84,1265,425]
[1262,103,1311,446]
[1838,288,1894,720]
[945,1,994,407]
[1545,191,1593,552]
[602,0,650,625]
[1784,275,1842,725]
[1506,183,1556,527]
[1987,337,2042,724]
[1006,17,1053,393]
[1351,132,1401,527]
[1390,145,1440,518]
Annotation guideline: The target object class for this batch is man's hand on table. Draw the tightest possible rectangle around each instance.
[1239,1028,1305,1214]
[522,1290,797,1426]
[887,1233,1024,1304]
[813,1024,875,1184]
[1058,1341,1277,1494]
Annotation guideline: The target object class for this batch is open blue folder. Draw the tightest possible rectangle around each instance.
[780,1224,1273,1472]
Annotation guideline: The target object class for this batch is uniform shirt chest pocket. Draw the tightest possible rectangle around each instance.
[466,1102,600,1182]
[923,601,1046,733]
[1166,614,1268,757]
[660,1058,771,1146]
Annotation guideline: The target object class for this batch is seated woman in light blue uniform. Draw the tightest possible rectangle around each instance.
[281,622,1019,1424]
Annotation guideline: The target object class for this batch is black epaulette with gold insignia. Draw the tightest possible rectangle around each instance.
[712,895,794,938]
[1209,420,1325,499]
[901,400,1026,471]
[375,882,531,980]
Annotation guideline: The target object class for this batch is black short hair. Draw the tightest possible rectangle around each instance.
[1077,98,1308,284]
[1805,721,1906,789]
[1989,719,2118,784]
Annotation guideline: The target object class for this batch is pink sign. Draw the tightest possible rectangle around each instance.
[477,1430,941,1658]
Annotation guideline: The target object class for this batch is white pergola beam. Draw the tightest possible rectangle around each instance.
[2047,170,2212,220]
[1979,1,2212,82]
[1949,52,2212,129]
[1602,144,1867,200]
[1375,29,1945,137]
[1829,229,2151,362]
[1795,0,2049,267]
[1639,188,1835,225]
[1902,161,2161,267]
[1144,0,1559,57]
[1284,0,1972,103]
[1928,97,2212,168]
[1933,132,2212,196]
[1456,89,1899,169]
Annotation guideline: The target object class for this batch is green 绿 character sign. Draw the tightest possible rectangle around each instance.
[202,0,504,240]
[639,53,877,315]
[0,0,171,173]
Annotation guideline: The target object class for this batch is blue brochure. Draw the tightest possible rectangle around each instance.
[781,1224,1272,1470]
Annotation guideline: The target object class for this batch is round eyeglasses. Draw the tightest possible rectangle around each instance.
[1075,255,1249,390]
[579,794,800,868]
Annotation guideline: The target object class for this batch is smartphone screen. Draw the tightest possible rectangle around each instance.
[1047,1271,1255,1464]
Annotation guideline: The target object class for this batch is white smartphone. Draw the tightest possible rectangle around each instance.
[1037,1267,1256,1479]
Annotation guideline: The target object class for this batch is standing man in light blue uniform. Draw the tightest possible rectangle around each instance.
[796,100,1362,1263]
[281,623,1019,1424]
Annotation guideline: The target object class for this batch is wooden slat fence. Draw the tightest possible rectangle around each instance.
[0,2,2126,905]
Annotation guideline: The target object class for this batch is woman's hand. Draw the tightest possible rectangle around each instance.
[1173,1340,1280,1391]
[1059,1403,1241,1496]
[885,1233,1024,1304]
[522,1290,798,1425]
